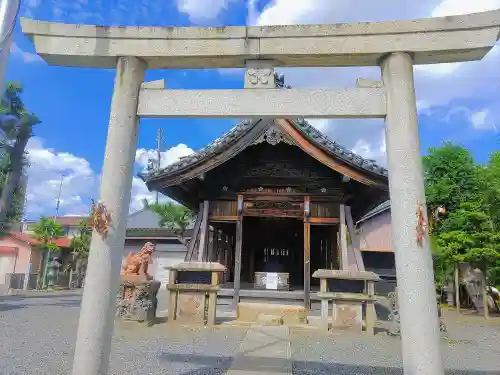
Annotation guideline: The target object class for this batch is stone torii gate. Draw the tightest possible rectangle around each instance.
[21,10,500,375]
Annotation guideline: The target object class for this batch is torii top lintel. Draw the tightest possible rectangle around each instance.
[20,10,500,69]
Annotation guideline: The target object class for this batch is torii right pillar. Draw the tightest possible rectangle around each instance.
[381,52,445,375]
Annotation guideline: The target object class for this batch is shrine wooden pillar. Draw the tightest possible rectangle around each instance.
[339,203,349,270]
[303,196,311,309]
[197,201,209,261]
[207,226,215,262]
[233,195,244,307]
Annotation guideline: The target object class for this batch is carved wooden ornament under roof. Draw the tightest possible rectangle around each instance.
[253,122,294,146]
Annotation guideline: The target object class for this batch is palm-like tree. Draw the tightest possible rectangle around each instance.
[32,216,64,288]
[67,219,91,287]
[142,199,194,245]
[0,82,41,230]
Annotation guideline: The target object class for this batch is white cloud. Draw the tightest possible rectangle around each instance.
[471,110,488,129]
[431,0,500,17]
[471,109,498,132]
[416,0,500,75]
[351,129,387,166]
[25,137,195,218]
[130,143,195,211]
[10,43,42,64]
[135,143,194,171]
[246,0,500,158]
[25,137,97,218]
[176,0,233,23]
[306,119,331,133]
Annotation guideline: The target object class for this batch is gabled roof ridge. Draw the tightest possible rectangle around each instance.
[291,118,388,177]
[142,76,388,181]
[141,119,257,180]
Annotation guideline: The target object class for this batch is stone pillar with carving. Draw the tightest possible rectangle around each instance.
[71,56,146,375]
[381,52,444,375]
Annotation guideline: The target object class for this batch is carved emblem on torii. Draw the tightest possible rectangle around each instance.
[254,123,295,146]
[246,68,274,88]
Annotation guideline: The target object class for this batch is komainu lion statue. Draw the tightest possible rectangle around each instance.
[121,241,156,279]
[117,241,160,324]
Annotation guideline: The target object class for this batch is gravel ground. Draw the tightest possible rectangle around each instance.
[1,291,499,375]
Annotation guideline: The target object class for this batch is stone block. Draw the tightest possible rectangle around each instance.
[332,303,363,333]
[116,277,160,324]
[237,302,307,325]
[175,292,208,325]
[257,314,283,326]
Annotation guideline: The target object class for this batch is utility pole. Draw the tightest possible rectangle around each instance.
[155,127,163,204]
[0,0,21,91]
[54,172,64,218]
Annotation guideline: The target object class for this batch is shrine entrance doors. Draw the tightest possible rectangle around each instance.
[241,216,304,289]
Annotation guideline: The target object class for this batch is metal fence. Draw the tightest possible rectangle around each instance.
[4,273,25,289]
[4,271,79,290]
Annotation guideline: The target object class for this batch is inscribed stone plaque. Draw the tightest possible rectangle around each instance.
[176,292,206,324]
[332,303,363,332]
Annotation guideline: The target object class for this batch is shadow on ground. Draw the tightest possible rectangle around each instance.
[159,353,499,375]
[1,292,83,301]
[0,303,26,312]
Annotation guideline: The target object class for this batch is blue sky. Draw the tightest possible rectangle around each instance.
[7,0,500,219]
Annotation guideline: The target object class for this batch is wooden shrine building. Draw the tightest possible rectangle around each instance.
[142,111,390,307]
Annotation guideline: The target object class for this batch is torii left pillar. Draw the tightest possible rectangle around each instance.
[71,56,146,375]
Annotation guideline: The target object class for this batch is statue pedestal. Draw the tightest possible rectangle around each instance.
[116,275,161,324]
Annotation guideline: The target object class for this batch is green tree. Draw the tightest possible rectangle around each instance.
[67,219,92,287]
[142,199,194,244]
[0,153,25,231]
[0,82,41,230]
[423,143,500,303]
[478,151,500,231]
[435,202,500,286]
[423,142,480,232]
[32,216,64,288]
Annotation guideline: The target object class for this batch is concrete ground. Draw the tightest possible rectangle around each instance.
[0,290,499,375]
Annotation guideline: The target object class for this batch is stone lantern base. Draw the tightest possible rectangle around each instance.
[116,275,161,324]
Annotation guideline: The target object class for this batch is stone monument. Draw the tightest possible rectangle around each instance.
[116,242,160,324]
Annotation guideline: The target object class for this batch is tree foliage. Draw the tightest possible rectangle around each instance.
[67,219,92,275]
[478,151,500,231]
[0,153,24,228]
[142,199,194,242]
[69,219,91,255]
[0,82,41,230]
[32,216,64,252]
[424,143,500,286]
[423,142,479,217]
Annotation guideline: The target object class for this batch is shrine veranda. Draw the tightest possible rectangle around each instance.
[20,10,500,375]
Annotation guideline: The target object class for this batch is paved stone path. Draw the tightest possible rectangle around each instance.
[226,326,291,375]
[0,291,499,374]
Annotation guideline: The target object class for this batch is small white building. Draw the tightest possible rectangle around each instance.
[124,208,191,289]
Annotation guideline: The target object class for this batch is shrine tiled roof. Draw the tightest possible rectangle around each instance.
[143,116,388,181]
[142,74,388,182]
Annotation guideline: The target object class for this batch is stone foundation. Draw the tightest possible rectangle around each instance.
[332,303,363,333]
[236,302,307,325]
[116,276,160,324]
